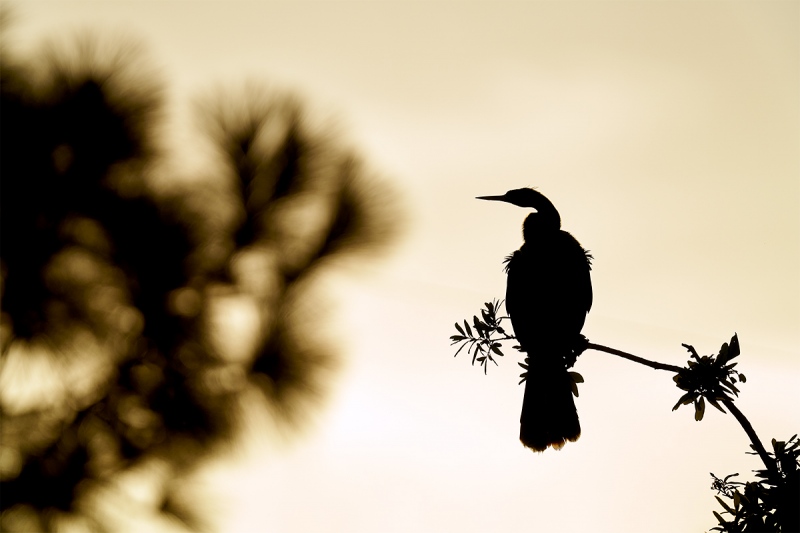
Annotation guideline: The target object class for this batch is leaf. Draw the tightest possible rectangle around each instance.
[739,373,746,383]
[569,372,584,384]
[682,343,700,359]
[450,335,466,342]
[570,380,579,397]
[706,396,727,414]
[455,322,465,336]
[729,333,740,358]
[772,438,786,455]
[517,362,528,370]
[721,380,740,395]
[715,495,734,515]
[695,396,705,421]
[718,342,729,364]
[453,341,469,358]
[672,392,696,411]
[464,320,472,337]
[490,344,503,356]
[682,392,697,405]
[712,511,726,525]
[473,316,487,338]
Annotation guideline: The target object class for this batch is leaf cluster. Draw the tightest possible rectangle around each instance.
[450,300,517,374]
[450,300,586,394]
[709,435,800,532]
[672,334,745,421]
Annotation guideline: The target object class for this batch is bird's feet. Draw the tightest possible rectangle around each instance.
[565,335,589,369]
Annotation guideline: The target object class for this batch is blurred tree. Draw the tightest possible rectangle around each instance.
[0,25,399,532]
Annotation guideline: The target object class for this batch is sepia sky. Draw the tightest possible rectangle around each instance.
[8,2,799,532]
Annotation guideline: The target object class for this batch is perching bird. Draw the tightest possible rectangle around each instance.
[477,188,592,452]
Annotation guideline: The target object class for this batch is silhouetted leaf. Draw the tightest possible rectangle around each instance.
[672,391,696,411]
[695,396,705,421]
[718,342,729,364]
[569,371,584,384]
[706,396,727,414]
[453,341,469,358]
[729,333,740,358]
[715,495,733,514]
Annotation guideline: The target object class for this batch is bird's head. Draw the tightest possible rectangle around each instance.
[476,188,544,208]
[476,187,561,230]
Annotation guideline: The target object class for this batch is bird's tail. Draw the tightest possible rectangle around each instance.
[519,348,580,452]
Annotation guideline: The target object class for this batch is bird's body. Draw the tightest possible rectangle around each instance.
[478,188,592,452]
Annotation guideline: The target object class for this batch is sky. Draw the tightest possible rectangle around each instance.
[6,2,800,532]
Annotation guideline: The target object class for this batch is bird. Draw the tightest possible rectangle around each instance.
[477,188,592,452]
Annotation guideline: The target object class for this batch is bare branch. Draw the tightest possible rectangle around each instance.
[586,342,683,373]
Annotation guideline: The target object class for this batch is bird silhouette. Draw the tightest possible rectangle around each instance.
[477,188,592,452]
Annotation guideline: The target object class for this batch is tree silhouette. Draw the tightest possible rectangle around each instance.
[0,26,399,532]
[452,301,799,532]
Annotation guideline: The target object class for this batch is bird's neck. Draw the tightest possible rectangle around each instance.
[532,195,561,227]
[522,207,561,242]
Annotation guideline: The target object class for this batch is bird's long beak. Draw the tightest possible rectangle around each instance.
[476,194,507,202]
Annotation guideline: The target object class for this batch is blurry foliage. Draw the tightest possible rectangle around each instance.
[452,303,798,532]
[0,25,399,532]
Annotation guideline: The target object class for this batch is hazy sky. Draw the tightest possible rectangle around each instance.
[8,2,799,532]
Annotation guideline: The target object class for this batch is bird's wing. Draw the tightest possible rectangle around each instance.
[505,233,592,349]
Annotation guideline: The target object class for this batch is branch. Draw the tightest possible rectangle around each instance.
[586,342,683,373]
[721,398,780,483]
[587,341,780,483]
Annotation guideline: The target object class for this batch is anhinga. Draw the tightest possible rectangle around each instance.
[477,188,592,452]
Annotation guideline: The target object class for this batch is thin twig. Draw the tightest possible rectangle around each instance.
[586,342,683,373]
